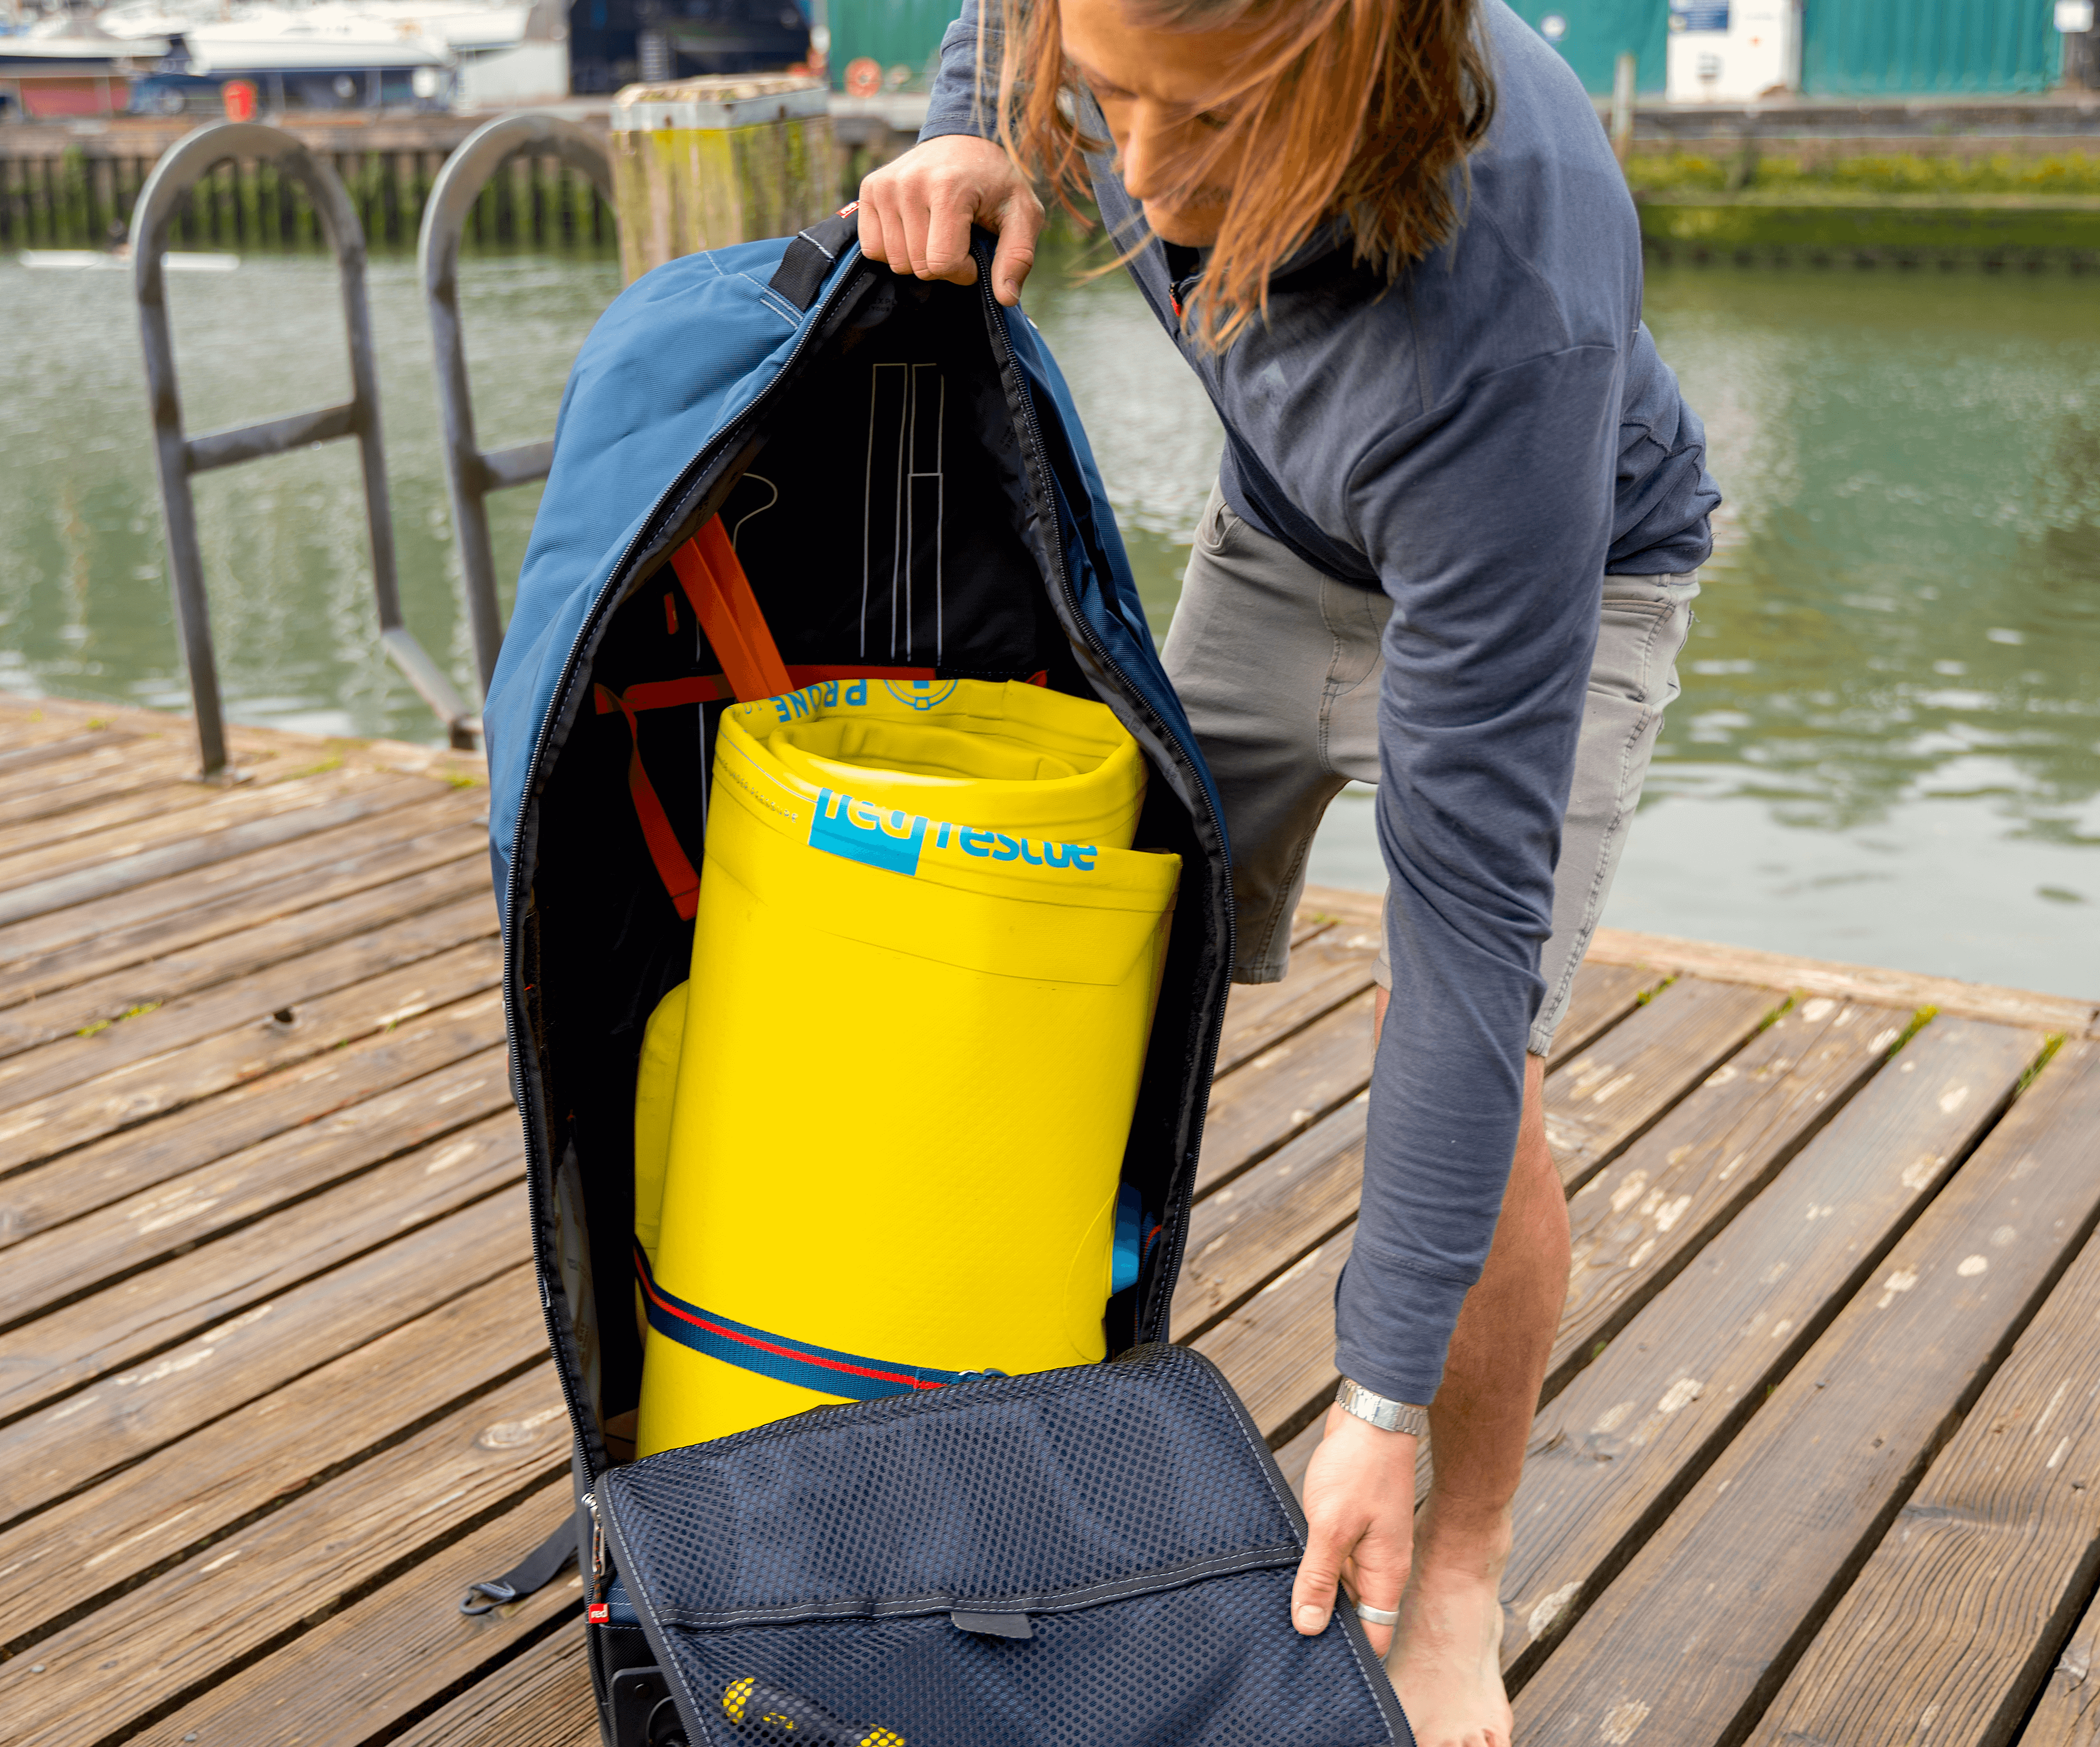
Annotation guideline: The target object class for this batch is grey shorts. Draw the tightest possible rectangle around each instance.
[1160,484,1698,1057]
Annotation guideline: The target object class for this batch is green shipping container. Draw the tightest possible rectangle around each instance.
[829,0,2060,104]
[1802,0,2062,93]
[1508,1,1668,93]
[828,0,964,92]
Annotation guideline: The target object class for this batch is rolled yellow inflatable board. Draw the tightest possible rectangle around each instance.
[632,979,688,1342]
[635,678,1178,1456]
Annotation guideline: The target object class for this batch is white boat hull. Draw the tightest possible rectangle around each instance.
[17,250,240,272]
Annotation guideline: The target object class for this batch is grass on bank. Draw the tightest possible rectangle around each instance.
[1625,149,2100,201]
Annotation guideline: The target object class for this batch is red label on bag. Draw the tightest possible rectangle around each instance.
[587,1602,611,1625]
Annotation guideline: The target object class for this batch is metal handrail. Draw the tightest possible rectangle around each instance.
[417,113,615,700]
[133,121,478,777]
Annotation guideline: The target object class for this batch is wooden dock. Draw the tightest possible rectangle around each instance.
[1,691,2096,1747]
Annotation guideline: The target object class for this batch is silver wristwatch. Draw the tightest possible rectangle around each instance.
[1335,1378,1430,1439]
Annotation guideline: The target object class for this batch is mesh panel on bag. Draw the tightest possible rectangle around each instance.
[609,1347,1299,1617]
[602,1347,1406,1746]
[680,1571,1392,1747]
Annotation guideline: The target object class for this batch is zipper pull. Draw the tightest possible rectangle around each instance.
[583,1491,610,1622]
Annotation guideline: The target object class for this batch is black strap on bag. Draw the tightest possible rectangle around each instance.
[767,209,862,311]
[458,1520,578,1615]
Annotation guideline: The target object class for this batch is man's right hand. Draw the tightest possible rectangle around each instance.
[857,135,1045,307]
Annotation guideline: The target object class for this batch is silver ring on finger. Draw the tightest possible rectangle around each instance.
[1354,1602,1400,1627]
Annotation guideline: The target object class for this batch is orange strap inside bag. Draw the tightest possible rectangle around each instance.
[596,518,942,917]
[669,520,792,703]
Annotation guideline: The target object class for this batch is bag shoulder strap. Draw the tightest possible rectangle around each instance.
[458,1519,577,1615]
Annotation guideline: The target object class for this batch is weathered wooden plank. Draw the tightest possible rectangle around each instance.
[1175,1098,1367,1339]
[0,765,388,896]
[0,1365,570,1747]
[0,937,502,1176]
[0,894,494,1109]
[1513,1040,2098,1746]
[1298,884,1382,927]
[0,1186,527,1525]
[1197,992,1373,1197]
[0,701,135,750]
[0,774,443,928]
[1544,977,1785,1190]
[0,730,187,808]
[1550,961,1669,1066]
[1263,1004,1941,1529]
[1191,1226,1354,1445]
[390,1628,599,1747]
[0,988,505,1246]
[1748,1169,2100,1744]
[134,1482,580,1747]
[3,1044,512,1328]
[0,855,489,1054]
[0,1109,522,1422]
[1501,1017,2040,1683]
[0,726,137,776]
[1589,925,2099,1044]
[2020,1586,2100,1747]
[0,797,482,1001]
[1216,924,1381,1077]
[0,694,486,795]
[1196,983,1795,1461]
[1197,958,1665,1202]
[0,1263,544,1646]
[1289,913,1340,949]
[1193,957,1668,1222]
[0,743,206,837]
[1545,996,1907,1401]
[0,779,219,871]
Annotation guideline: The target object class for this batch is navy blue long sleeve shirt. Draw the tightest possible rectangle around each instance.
[923,0,1719,1406]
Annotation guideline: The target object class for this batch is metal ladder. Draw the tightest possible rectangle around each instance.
[133,116,616,776]
[133,121,479,775]
[417,112,614,702]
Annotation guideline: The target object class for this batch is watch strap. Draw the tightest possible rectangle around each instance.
[1335,1378,1429,1439]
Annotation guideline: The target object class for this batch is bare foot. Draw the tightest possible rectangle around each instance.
[1386,1506,1515,1747]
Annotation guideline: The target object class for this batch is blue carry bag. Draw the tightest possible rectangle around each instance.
[481,210,1411,1747]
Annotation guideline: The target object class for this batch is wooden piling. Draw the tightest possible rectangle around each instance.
[607,74,833,284]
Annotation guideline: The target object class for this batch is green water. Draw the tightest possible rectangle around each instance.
[0,250,621,736]
[1,249,2094,997]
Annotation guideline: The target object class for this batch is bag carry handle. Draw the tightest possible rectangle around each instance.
[767,206,862,312]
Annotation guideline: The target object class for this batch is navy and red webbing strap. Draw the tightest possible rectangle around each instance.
[635,1243,1001,1402]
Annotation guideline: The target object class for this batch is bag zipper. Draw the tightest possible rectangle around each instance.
[593,1479,699,1737]
[502,258,874,1470]
[974,258,1233,1343]
[581,1488,612,1623]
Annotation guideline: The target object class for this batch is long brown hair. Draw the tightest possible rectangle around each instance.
[987,0,1494,347]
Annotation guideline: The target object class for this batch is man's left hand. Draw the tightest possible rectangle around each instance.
[1291,1401,1418,1657]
